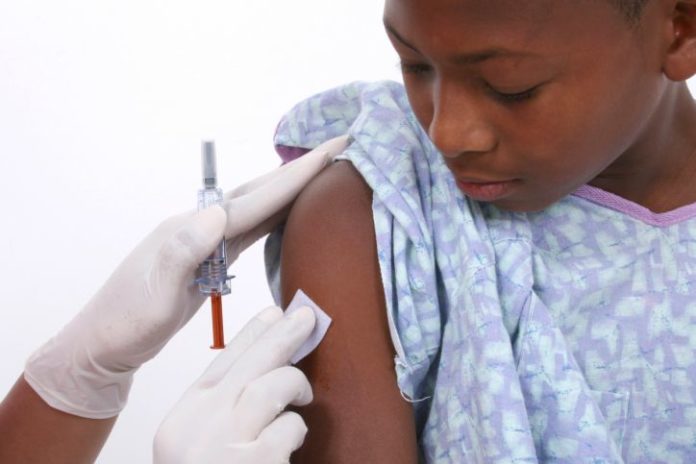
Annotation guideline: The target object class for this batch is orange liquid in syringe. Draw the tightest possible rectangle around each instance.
[210,293,225,349]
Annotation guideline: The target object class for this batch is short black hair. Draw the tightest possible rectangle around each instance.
[608,0,649,23]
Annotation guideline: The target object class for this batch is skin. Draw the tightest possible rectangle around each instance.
[2,2,696,463]
[0,376,116,463]
[283,0,696,462]
[387,0,696,213]
[282,162,419,463]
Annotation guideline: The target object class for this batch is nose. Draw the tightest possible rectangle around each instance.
[427,81,497,159]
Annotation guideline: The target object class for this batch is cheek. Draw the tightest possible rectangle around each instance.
[403,80,434,132]
[527,51,661,178]
[508,73,651,182]
[507,113,607,190]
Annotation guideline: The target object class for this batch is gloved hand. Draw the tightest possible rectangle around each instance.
[153,305,315,464]
[222,135,349,263]
[24,135,350,419]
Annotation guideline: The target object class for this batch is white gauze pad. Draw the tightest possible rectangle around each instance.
[285,289,332,364]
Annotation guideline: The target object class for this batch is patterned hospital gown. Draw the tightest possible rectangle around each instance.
[264,81,696,463]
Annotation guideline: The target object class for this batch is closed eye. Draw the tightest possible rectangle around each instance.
[486,83,541,103]
[397,61,433,76]
[397,60,542,104]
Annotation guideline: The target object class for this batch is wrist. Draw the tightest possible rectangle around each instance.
[23,323,136,419]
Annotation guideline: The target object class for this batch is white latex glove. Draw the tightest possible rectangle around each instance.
[153,305,315,464]
[223,135,350,263]
[24,135,349,419]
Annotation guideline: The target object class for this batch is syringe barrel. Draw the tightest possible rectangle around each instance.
[197,187,231,295]
[197,244,230,295]
[198,186,224,211]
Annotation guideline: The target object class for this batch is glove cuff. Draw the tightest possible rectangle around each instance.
[24,333,134,419]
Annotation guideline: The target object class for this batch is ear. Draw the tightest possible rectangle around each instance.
[663,0,696,81]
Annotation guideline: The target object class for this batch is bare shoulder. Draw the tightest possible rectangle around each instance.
[280,160,375,307]
[281,161,418,463]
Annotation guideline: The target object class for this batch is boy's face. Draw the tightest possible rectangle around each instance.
[384,0,668,212]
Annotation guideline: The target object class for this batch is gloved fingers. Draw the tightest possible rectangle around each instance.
[197,306,284,388]
[225,205,291,264]
[222,306,316,390]
[222,167,322,240]
[223,135,350,200]
[222,135,350,240]
[223,144,328,207]
[316,133,351,161]
[153,205,227,288]
[229,366,313,441]
[255,411,308,460]
[222,149,325,201]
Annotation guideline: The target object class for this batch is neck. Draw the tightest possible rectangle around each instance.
[589,83,696,213]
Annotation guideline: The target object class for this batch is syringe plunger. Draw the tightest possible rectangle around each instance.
[202,141,217,189]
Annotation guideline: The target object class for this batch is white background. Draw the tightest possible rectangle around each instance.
[0,1,399,462]
[2,2,696,463]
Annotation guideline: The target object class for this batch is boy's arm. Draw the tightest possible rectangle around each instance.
[281,161,419,463]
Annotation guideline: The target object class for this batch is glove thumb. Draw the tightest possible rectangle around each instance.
[196,306,284,388]
[156,206,227,286]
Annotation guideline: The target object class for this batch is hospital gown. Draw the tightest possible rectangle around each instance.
[265,81,696,463]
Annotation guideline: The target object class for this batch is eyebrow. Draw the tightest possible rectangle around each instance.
[383,19,537,65]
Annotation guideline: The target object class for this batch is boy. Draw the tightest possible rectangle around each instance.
[276,1,696,462]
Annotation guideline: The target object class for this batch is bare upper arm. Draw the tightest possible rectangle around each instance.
[281,161,418,463]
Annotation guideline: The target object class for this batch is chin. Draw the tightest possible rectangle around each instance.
[489,195,556,213]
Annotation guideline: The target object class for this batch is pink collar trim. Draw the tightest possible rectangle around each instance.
[571,184,696,227]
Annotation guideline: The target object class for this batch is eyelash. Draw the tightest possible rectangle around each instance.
[398,62,432,76]
[486,84,538,103]
[396,61,539,103]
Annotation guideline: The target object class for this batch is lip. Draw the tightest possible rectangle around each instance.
[455,178,519,201]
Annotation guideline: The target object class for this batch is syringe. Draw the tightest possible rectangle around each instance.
[196,141,233,349]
